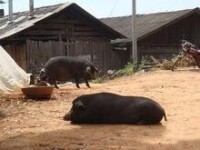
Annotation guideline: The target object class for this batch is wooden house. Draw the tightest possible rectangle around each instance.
[0,3,127,74]
[101,8,200,61]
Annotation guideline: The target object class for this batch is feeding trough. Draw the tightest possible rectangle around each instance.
[21,82,54,99]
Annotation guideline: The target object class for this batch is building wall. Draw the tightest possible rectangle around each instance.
[3,42,27,70]
[1,7,129,74]
[138,14,200,60]
[25,39,130,74]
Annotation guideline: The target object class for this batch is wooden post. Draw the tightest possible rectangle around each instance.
[59,34,62,55]
[0,1,5,18]
[8,0,13,23]
[29,0,34,19]
[132,0,138,69]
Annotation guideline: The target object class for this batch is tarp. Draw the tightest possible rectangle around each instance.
[0,45,30,93]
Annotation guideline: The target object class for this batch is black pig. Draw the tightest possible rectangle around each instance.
[63,92,167,124]
[39,56,99,89]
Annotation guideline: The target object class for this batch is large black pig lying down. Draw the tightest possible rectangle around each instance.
[39,56,99,89]
[63,92,167,124]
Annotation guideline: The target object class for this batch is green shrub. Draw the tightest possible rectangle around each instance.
[92,76,108,83]
[93,62,136,83]
[139,56,150,70]
[114,62,134,77]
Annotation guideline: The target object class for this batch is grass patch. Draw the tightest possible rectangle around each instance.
[93,62,135,83]
[114,62,134,77]
[93,59,154,84]
[92,77,108,83]
[139,56,151,70]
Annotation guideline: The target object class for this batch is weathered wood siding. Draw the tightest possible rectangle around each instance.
[138,13,200,60]
[66,40,130,72]
[0,6,128,75]
[3,43,27,69]
[26,40,65,73]
[25,39,130,74]
[0,7,127,74]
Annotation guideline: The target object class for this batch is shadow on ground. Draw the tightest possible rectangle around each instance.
[1,123,197,150]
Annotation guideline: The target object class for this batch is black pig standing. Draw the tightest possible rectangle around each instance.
[63,92,167,124]
[39,56,99,89]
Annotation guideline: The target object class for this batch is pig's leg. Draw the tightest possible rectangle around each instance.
[74,78,80,88]
[84,79,90,88]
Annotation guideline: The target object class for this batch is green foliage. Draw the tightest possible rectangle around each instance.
[92,76,108,84]
[114,62,134,77]
[93,62,134,83]
[139,56,151,70]
[93,62,139,84]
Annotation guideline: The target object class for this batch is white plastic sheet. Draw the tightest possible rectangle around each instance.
[0,45,30,93]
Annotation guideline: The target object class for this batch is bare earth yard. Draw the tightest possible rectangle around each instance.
[0,68,200,150]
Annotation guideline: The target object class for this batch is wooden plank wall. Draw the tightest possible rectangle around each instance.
[65,40,130,73]
[26,40,130,74]
[26,40,66,73]
[139,46,179,60]
[138,14,200,60]
[3,44,27,70]
[191,15,200,45]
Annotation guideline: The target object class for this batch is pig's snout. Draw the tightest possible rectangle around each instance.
[63,111,71,121]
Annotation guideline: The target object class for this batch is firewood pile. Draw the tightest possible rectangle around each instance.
[160,54,196,70]
[148,55,196,70]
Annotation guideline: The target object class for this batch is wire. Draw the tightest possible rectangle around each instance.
[109,0,118,17]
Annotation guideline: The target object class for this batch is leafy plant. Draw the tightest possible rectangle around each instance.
[138,56,151,70]
[113,62,134,77]
[92,76,108,83]
[93,62,138,83]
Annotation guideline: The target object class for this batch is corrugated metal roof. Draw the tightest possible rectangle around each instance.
[101,8,200,40]
[0,3,68,40]
[0,3,124,40]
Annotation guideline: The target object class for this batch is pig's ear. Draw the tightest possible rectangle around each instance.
[86,66,91,73]
[75,101,85,110]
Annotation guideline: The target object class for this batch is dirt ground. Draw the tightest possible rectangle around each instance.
[0,68,200,150]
